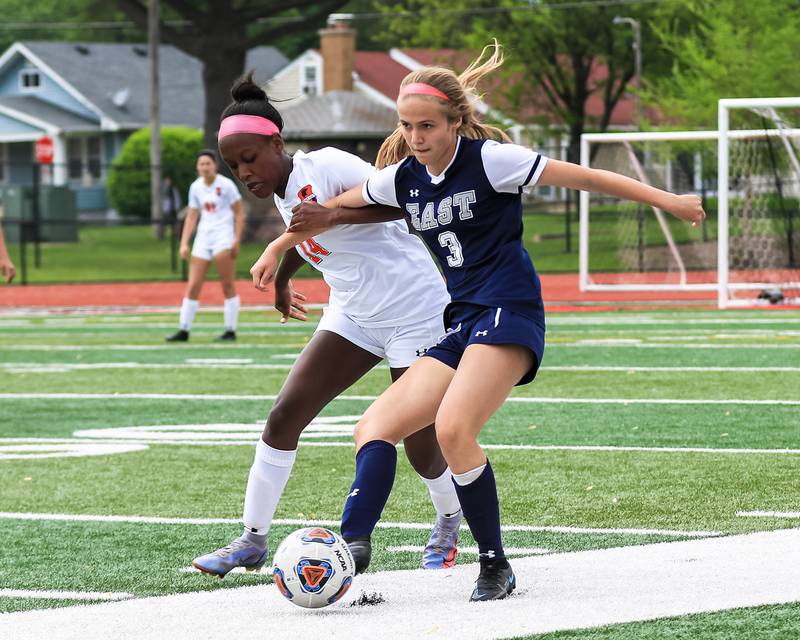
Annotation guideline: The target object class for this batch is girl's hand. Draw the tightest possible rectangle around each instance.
[250,248,278,292]
[179,243,190,260]
[670,194,706,227]
[289,201,339,235]
[0,257,15,284]
[274,280,308,323]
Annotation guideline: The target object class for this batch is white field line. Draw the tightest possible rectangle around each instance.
[0,512,720,538]
[553,342,800,349]
[0,443,148,460]
[1,392,798,406]
[5,362,800,374]
[0,344,306,351]
[737,511,800,519]
[0,330,310,339]
[386,545,551,556]
[0,589,133,601]
[2,529,798,640]
[546,316,800,325]
[3,436,798,457]
[7,315,800,327]
[4,342,800,352]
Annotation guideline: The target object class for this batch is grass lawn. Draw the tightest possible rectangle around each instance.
[5,206,722,284]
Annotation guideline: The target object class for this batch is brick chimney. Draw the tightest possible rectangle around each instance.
[319,13,355,93]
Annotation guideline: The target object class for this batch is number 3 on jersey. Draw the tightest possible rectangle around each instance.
[438,231,464,267]
[299,238,331,264]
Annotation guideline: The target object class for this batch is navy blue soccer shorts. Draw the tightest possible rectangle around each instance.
[421,303,545,386]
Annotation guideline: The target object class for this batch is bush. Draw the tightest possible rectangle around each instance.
[107,127,203,221]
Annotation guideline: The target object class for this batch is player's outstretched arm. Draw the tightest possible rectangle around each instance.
[539,159,706,226]
[288,201,403,235]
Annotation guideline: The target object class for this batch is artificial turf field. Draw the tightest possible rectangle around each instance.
[0,306,799,639]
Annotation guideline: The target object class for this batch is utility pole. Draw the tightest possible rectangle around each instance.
[613,16,642,128]
[149,0,163,239]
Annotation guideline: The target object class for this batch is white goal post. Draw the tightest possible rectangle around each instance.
[578,97,800,308]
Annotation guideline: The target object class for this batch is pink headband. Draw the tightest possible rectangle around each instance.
[218,114,280,140]
[398,82,450,101]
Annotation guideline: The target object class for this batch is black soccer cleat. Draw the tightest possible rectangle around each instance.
[166,329,189,342]
[470,558,516,602]
[214,330,236,342]
[345,536,372,574]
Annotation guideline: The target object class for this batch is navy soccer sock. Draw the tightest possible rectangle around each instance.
[341,440,397,539]
[452,460,506,562]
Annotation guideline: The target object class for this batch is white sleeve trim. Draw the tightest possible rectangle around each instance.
[481,140,549,194]
[362,162,400,208]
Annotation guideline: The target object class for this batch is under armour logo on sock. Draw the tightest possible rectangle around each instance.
[347,488,360,499]
[475,330,489,337]
[480,550,496,559]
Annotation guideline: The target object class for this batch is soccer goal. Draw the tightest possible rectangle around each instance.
[579,97,800,308]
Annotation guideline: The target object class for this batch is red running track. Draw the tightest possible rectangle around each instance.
[0,274,718,312]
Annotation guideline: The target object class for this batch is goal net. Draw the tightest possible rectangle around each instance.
[579,97,800,308]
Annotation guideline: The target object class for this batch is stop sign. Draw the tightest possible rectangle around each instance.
[35,136,54,164]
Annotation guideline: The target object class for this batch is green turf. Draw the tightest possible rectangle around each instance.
[0,307,798,638]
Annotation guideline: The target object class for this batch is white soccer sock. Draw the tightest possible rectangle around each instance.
[242,439,297,535]
[420,467,462,518]
[178,298,199,331]
[223,295,240,331]
[452,463,487,486]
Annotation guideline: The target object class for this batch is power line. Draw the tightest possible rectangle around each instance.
[0,0,679,31]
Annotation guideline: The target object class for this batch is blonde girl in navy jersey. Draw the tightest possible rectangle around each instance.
[252,43,705,601]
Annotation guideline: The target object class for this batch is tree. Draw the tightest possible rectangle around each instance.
[649,0,800,127]
[373,0,684,162]
[115,0,350,149]
[107,126,202,221]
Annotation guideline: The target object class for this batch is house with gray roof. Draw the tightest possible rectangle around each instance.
[0,41,287,213]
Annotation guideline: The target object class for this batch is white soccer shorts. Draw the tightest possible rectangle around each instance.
[315,306,445,369]
[191,226,235,261]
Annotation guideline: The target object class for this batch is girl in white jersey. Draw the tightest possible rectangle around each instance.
[166,150,244,342]
[191,74,462,577]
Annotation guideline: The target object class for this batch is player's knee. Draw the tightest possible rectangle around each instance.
[434,418,462,455]
[353,413,394,449]
[263,400,304,446]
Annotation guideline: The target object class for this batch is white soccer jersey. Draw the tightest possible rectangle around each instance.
[188,174,241,234]
[274,147,450,328]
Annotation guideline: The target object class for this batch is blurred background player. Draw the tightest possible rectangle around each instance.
[166,150,244,342]
[0,227,16,284]
[191,74,462,578]
[257,43,706,602]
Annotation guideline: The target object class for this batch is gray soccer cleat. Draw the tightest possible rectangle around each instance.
[192,537,267,578]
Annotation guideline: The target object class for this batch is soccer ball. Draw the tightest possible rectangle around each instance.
[271,527,356,609]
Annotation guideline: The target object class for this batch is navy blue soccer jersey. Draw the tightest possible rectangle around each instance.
[362,136,548,325]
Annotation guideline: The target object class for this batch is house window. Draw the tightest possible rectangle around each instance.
[302,65,318,96]
[68,139,83,180]
[67,136,104,185]
[19,70,41,92]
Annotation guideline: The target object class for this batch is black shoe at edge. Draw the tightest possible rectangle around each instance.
[166,329,189,342]
[345,536,372,574]
[215,330,236,342]
[470,558,516,602]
